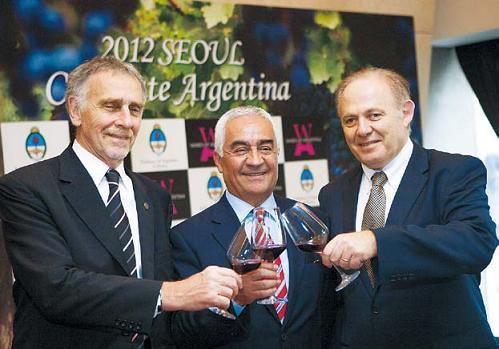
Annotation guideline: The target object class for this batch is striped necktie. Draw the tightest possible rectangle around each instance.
[361,171,388,288]
[106,169,137,277]
[255,208,287,322]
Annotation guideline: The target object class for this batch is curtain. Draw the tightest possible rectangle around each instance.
[456,38,499,137]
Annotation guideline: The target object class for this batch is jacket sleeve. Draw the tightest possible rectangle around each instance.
[375,156,498,283]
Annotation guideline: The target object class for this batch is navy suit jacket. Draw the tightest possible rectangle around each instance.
[0,147,175,349]
[170,194,328,348]
[319,143,497,349]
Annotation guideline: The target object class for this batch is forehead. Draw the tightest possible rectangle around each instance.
[339,74,395,114]
[224,115,275,145]
[84,70,144,102]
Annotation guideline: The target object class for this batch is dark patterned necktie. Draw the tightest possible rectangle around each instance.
[106,169,137,277]
[255,208,287,322]
[361,171,388,288]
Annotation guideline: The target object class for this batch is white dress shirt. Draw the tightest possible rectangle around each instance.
[355,139,414,231]
[72,140,143,278]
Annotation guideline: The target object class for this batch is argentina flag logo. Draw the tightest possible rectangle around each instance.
[149,124,167,154]
[207,172,223,200]
[25,127,46,160]
[300,165,314,192]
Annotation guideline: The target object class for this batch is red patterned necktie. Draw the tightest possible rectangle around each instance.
[255,208,287,322]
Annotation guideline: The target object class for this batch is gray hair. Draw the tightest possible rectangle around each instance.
[214,106,279,156]
[65,56,146,113]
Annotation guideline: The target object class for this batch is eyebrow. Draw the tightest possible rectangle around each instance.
[98,98,144,109]
[228,139,275,148]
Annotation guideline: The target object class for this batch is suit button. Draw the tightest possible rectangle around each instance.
[372,306,379,315]
[120,321,127,329]
[281,333,287,341]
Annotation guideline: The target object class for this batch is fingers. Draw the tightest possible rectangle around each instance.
[321,232,376,270]
[202,266,242,297]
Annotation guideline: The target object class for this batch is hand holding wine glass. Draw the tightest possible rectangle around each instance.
[208,216,261,320]
[281,202,360,291]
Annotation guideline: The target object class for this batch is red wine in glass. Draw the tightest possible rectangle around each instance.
[231,258,262,274]
[296,240,326,253]
[253,244,286,261]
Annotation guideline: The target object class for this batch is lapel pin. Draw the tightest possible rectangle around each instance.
[144,202,150,210]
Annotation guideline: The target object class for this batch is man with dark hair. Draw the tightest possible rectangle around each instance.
[319,67,497,348]
[0,56,241,348]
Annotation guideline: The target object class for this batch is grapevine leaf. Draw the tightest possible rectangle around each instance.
[201,3,234,29]
[314,11,341,30]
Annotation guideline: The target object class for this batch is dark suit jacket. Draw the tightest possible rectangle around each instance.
[0,147,175,349]
[170,194,327,348]
[319,143,498,349]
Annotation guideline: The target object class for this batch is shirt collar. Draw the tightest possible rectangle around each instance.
[72,140,130,190]
[225,191,277,223]
[361,138,413,186]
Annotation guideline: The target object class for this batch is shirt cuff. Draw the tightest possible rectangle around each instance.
[153,291,162,318]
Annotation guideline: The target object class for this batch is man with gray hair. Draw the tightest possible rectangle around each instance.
[170,106,328,348]
[0,56,241,348]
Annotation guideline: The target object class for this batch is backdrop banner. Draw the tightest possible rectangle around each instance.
[0,1,420,346]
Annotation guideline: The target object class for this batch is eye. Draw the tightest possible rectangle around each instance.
[129,105,142,115]
[103,103,120,111]
[232,147,249,156]
[342,117,357,127]
[258,145,274,155]
[370,112,382,120]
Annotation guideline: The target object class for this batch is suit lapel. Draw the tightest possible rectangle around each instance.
[210,195,241,263]
[386,143,429,226]
[129,172,155,279]
[58,147,131,275]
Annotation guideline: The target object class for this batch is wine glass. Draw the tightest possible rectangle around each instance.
[228,215,263,274]
[251,207,287,304]
[208,216,263,320]
[281,202,360,291]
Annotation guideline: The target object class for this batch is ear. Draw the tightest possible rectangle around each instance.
[213,152,224,174]
[66,95,82,128]
[401,100,415,127]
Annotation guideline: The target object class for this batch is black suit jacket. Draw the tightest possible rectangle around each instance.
[170,194,328,348]
[319,143,497,349]
[0,147,175,349]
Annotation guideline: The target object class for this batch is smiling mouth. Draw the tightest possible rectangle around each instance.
[244,171,267,177]
[107,133,131,141]
[358,140,380,147]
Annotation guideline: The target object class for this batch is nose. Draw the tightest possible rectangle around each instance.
[357,117,372,136]
[115,106,134,128]
[245,147,265,166]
